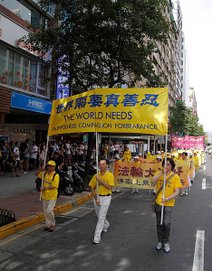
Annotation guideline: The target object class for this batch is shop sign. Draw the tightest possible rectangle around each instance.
[13,128,32,134]
[11,92,52,114]
[17,40,44,58]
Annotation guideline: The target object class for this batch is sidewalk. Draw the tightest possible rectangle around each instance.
[0,172,92,240]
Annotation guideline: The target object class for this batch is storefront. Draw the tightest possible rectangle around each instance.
[0,91,52,143]
[0,5,52,144]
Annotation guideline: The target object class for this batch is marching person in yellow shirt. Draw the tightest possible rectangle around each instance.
[152,158,182,253]
[193,152,200,172]
[37,160,60,232]
[123,146,131,162]
[89,159,114,244]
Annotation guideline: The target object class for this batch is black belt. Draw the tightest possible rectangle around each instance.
[99,194,111,197]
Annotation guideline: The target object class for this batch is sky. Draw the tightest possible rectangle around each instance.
[180,0,212,132]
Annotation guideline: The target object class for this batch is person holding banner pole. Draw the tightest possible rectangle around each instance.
[152,158,182,253]
[89,158,114,244]
[38,160,60,232]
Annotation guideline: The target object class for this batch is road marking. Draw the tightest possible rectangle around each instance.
[202,178,206,190]
[203,165,206,170]
[192,230,204,271]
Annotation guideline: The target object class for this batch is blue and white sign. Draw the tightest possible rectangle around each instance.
[11,92,52,114]
[56,56,70,99]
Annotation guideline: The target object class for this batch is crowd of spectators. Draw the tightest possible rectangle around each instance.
[0,139,89,177]
[0,137,143,177]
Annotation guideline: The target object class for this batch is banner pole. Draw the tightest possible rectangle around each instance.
[160,133,168,225]
[39,135,50,201]
[147,136,150,153]
[95,132,100,202]
[153,135,156,154]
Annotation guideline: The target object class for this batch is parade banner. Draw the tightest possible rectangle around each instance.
[171,135,204,149]
[174,160,190,188]
[114,160,156,189]
[48,88,168,136]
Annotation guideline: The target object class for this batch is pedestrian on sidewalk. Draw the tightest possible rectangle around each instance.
[37,160,60,232]
[151,158,182,253]
[89,159,114,244]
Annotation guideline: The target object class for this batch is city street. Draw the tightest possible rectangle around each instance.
[0,155,211,271]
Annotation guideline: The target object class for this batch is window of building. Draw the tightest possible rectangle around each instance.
[0,44,48,96]
[0,46,7,84]
[1,0,51,28]
[1,0,31,23]
[37,63,48,96]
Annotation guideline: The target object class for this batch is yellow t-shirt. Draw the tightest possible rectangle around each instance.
[123,150,131,162]
[193,156,200,169]
[89,171,114,195]
[38,171,60,200]
[155,172,182,207]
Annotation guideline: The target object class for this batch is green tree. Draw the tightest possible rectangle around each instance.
[170,101,205,136]
[26,0,171,184]
[26,0,170,92]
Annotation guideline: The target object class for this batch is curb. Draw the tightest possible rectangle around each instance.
[0,192,92,240]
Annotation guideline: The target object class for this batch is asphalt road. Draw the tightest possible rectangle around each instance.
[0,155,211,271]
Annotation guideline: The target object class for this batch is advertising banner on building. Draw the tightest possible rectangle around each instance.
[48,88,168,136]
[171,135,204,149]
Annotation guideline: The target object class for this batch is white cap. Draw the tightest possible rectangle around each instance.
[115,154,120,159]
[134,156,139,160]
[156,156,162,159]
[138,153,142,156]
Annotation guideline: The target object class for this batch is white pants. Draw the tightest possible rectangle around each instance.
[93,195,111,242]
[42,199,57,227]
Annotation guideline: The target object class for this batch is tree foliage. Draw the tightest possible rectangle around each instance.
[169,101,205,136]
[26,0,170,92]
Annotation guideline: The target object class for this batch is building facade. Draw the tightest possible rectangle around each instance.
[187,87,198,115]
[0,0,54,143]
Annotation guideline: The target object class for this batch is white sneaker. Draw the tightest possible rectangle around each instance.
[135,189,139,194]
[131,189,135,194]
[156,242,163,250]
[93,238,101,244]
[23,172,28,175]
[164,243,171,253]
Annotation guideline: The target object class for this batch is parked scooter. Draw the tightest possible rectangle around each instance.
[73,161,97,179]
[67,166,84,193]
